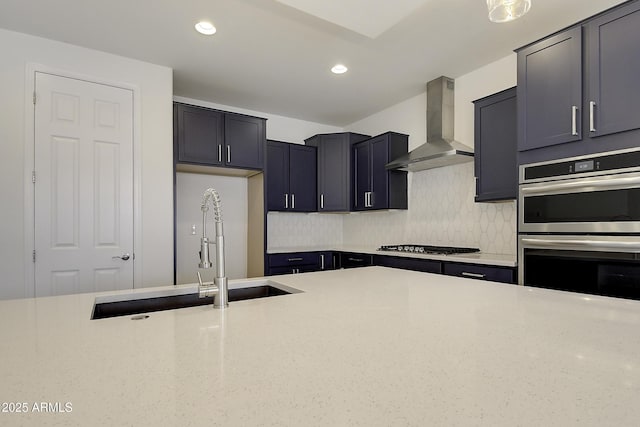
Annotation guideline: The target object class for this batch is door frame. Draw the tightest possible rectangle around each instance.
[23,63,143,298]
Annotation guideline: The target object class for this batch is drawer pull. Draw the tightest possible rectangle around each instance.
[461,272,486,279]
[288,257,303,262]
[348,258,364,262]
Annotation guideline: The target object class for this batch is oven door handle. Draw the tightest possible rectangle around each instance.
[521,175,640,195]
[521,237,640,252]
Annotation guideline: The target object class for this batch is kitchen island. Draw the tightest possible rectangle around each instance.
[1,267,638,426]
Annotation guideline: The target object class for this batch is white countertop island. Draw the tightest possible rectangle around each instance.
[1,267,638,426]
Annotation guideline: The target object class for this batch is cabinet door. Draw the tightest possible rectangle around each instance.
[370,136,390,209]
[317,134,350,211]
[353,141,371,210]
[318,251,334,270]
[474,87,517,202]
[289,145,317,212]
[224,114,264,169]
[517,27,582,152]
[587,2,640,139]
[176,104,223,165]
[266,141,289,211]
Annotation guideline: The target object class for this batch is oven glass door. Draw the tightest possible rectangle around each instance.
[519,171,640,233]
[519,235,640,300]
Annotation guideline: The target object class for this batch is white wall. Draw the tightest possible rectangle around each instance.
[175,173,248,284]
[0,29,173,299]
[343,54,518,256]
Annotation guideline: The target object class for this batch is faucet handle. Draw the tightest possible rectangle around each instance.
[197,271,204,287]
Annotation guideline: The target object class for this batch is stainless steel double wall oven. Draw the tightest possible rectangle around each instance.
[518,148,640,300]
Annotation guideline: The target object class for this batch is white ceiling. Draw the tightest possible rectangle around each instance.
[0,0,626,126]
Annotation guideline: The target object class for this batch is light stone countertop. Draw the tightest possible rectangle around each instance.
[1,267,638,426]
[267,245,517,267]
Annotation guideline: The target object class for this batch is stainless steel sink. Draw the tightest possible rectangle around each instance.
[91,280,300,319]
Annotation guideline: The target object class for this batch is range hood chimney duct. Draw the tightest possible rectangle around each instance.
[386,76,474,172]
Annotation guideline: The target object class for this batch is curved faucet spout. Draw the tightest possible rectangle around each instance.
[198,188,228,309]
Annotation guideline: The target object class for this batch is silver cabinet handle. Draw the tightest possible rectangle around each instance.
[287,257,303,262]
[320,254,325,270]
[227,145,231,163]
[112,253,131,261]
[320,194,324,209]
[218,145,222,162]
[285,193,288,209]
[571,105,578,136]
[348,258,364,262]
[589,101,596,132]
[461,272,485,279]
[291,194,295,209]
[365,192,370,208]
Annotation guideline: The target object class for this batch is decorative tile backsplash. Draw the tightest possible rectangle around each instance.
[267,162,516,255]
[344,162,516,255]
[267,212,343,249]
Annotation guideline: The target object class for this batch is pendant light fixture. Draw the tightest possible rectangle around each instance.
[487,0,531,23]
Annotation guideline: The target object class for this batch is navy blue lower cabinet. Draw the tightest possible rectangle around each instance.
[374,255,442,274]
[338,252,374,269]
[318,251,334,271]
[443,262,516,284]
[266,251,334,275]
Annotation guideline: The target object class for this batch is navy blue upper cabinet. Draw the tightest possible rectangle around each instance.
[174,102,265,170]
[224,113,265,169]
[517,1,640,164]
[305,132,370,212]
[176,103,224,165]
[266,141,316,212]
[517,27,582,152]
[353,132,408,211]
[586,2,640,139]
[473,87,517,202]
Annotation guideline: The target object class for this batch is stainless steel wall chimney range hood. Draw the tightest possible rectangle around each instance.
[386,76,474,172]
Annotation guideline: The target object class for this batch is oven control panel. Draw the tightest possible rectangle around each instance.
[522,149,640,182]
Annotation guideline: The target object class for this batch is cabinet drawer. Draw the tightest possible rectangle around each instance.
[339,252,373,269]
[268,252,319,268]
[268,265,318,275]
[374,255,441,274]
[443,263,515,284]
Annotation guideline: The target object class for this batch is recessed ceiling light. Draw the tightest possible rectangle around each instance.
[331,64,348,74]
[195,21,217,35]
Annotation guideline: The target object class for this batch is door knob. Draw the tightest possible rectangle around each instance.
[112,253,131,261]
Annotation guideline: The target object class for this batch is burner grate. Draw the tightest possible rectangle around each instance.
[377,245,480,255]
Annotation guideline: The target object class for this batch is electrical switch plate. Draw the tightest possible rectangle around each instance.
[191,225,196,235]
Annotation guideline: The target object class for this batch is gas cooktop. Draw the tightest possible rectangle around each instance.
[377,245,480,255]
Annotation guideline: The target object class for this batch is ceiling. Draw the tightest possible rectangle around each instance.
[0,0,626,126]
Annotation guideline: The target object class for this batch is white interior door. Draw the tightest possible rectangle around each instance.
[34,72,134,297]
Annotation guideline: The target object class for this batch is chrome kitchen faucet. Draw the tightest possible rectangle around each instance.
[197,188,229,309]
